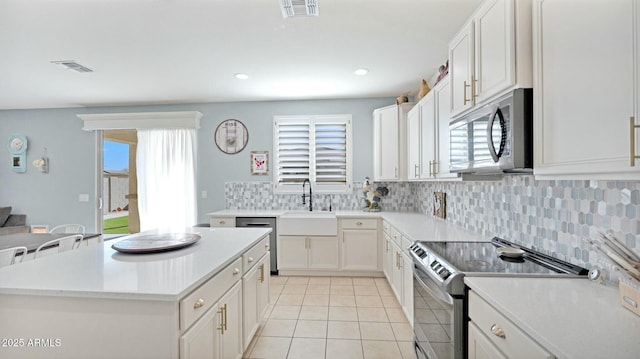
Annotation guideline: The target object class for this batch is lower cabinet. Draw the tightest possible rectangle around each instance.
[279,235,339,270]
[468,290,555,359]
[242,253,270,350]
[340,218,380,271]
[180,281,243,359]
[468,322,508,359]
[383,221,413,324]
[382,231,393,282]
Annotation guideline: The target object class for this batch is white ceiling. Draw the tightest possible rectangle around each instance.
[0,0,481,110]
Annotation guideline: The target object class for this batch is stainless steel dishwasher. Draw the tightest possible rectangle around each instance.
[236,217,277,274]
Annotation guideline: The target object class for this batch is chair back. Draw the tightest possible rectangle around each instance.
[34,234,83,259]
[0,246,28,267]
[49,224,86,234]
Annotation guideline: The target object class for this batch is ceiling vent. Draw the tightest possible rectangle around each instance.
[279,0,319,18]
[51,60,93,73]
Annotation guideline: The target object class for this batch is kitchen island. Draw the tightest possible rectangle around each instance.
[0,227,271,359]
[465,276,640,359]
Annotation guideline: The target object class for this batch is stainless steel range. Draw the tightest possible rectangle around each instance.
[410,237,588,359]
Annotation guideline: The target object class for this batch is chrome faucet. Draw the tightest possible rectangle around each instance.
[302,179,312,211]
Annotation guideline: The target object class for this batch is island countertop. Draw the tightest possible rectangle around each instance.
[0,227,271,301]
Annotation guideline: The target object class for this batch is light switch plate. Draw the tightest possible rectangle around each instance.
[79,194,89,202]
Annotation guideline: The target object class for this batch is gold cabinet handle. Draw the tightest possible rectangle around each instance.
[631,116,639,166]
[472,76,478,98]
[414,164,419,178]
[265,243,270,250]
[233,268,240,275]
[259,263,265,283]
[490,324,506,339]
[194,298,205,309]
[217,307,224,333]
[463,80,472,105]
[432,160,438,176]
[356,221,363,226]
[386,239,389,252]
[223,303,228,331]
[248,257,254,263]
[220,220,226,225]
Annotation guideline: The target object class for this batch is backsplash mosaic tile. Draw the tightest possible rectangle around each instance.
[225,176,640,277]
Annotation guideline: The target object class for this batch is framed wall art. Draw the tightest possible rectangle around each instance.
[250,151,268,175]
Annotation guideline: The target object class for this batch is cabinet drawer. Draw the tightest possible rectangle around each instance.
[382,220,391,235]
[341,218,378,230]
[210,217,235,227]
[389,226,401,246]
[468,291,554,359]
[243,235,270,273]
[401,235,412,254]
[180,257,242,332]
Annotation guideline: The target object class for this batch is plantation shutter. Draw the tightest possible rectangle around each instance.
[275,120,310,184]
[274,115,351,193]
[314,121,348,185]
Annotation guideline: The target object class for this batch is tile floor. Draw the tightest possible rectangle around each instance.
[243,276,414,359]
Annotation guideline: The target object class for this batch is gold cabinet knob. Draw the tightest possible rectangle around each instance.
[356,221,363,226]
[220,220,226,225]
[233,268,240,275]
[248,257,254,263]
[194,298,205,309]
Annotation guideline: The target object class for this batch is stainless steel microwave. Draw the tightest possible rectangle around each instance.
[449,88,533,174]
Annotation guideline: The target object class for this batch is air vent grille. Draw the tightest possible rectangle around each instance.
[51,60,93,73]
[280,0,319,18]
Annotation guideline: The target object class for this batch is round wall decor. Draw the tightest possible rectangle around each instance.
[214,119,248,154]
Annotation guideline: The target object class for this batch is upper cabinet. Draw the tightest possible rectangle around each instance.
[373,103,414,182]
[449,0,532,119]
[533,0,640,179]
[407,77,460,181]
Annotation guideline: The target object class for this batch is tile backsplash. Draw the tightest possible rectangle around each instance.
[225,176,640,275]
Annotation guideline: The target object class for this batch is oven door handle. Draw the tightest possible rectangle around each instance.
[414,268,454,307]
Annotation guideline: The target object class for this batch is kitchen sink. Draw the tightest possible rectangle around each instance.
[279,211,337,235]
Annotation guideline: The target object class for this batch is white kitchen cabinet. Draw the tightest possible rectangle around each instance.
[401,251,413,325]
[242,253,270,351]
[468,322,508,359]
[407,77,460,181]
[181,278,244,359]
[340,218,379,271]
[450,20,475,117]
[390,240,403,302]
[278,235,339,270]
[219,281,243,359]
[373,103,414,181]
[468,290,554,359]
[180,301,220,359]
[210,217,235,227]
[533,0,640,179]
[407,104,422,180]
[382,230,393,282]
[449,0,532,118]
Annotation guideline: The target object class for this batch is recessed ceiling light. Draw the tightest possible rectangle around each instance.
[354,68,369,76]
[234,73,249,80]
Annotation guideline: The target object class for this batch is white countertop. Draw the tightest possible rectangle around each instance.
[208,210,485,243]
[465,277,640,359]
[0,227,270,301]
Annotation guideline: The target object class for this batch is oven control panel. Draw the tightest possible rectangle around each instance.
[430,260,451,280]
[410,243,455,282]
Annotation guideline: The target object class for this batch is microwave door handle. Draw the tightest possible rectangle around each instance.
[487,107,507,162]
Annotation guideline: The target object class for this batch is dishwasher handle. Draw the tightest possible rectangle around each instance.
[242,223,271,227]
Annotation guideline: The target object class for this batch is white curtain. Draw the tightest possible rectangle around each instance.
[136,128,197,231]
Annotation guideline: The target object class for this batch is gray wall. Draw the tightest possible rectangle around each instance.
[0,97,394,231]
